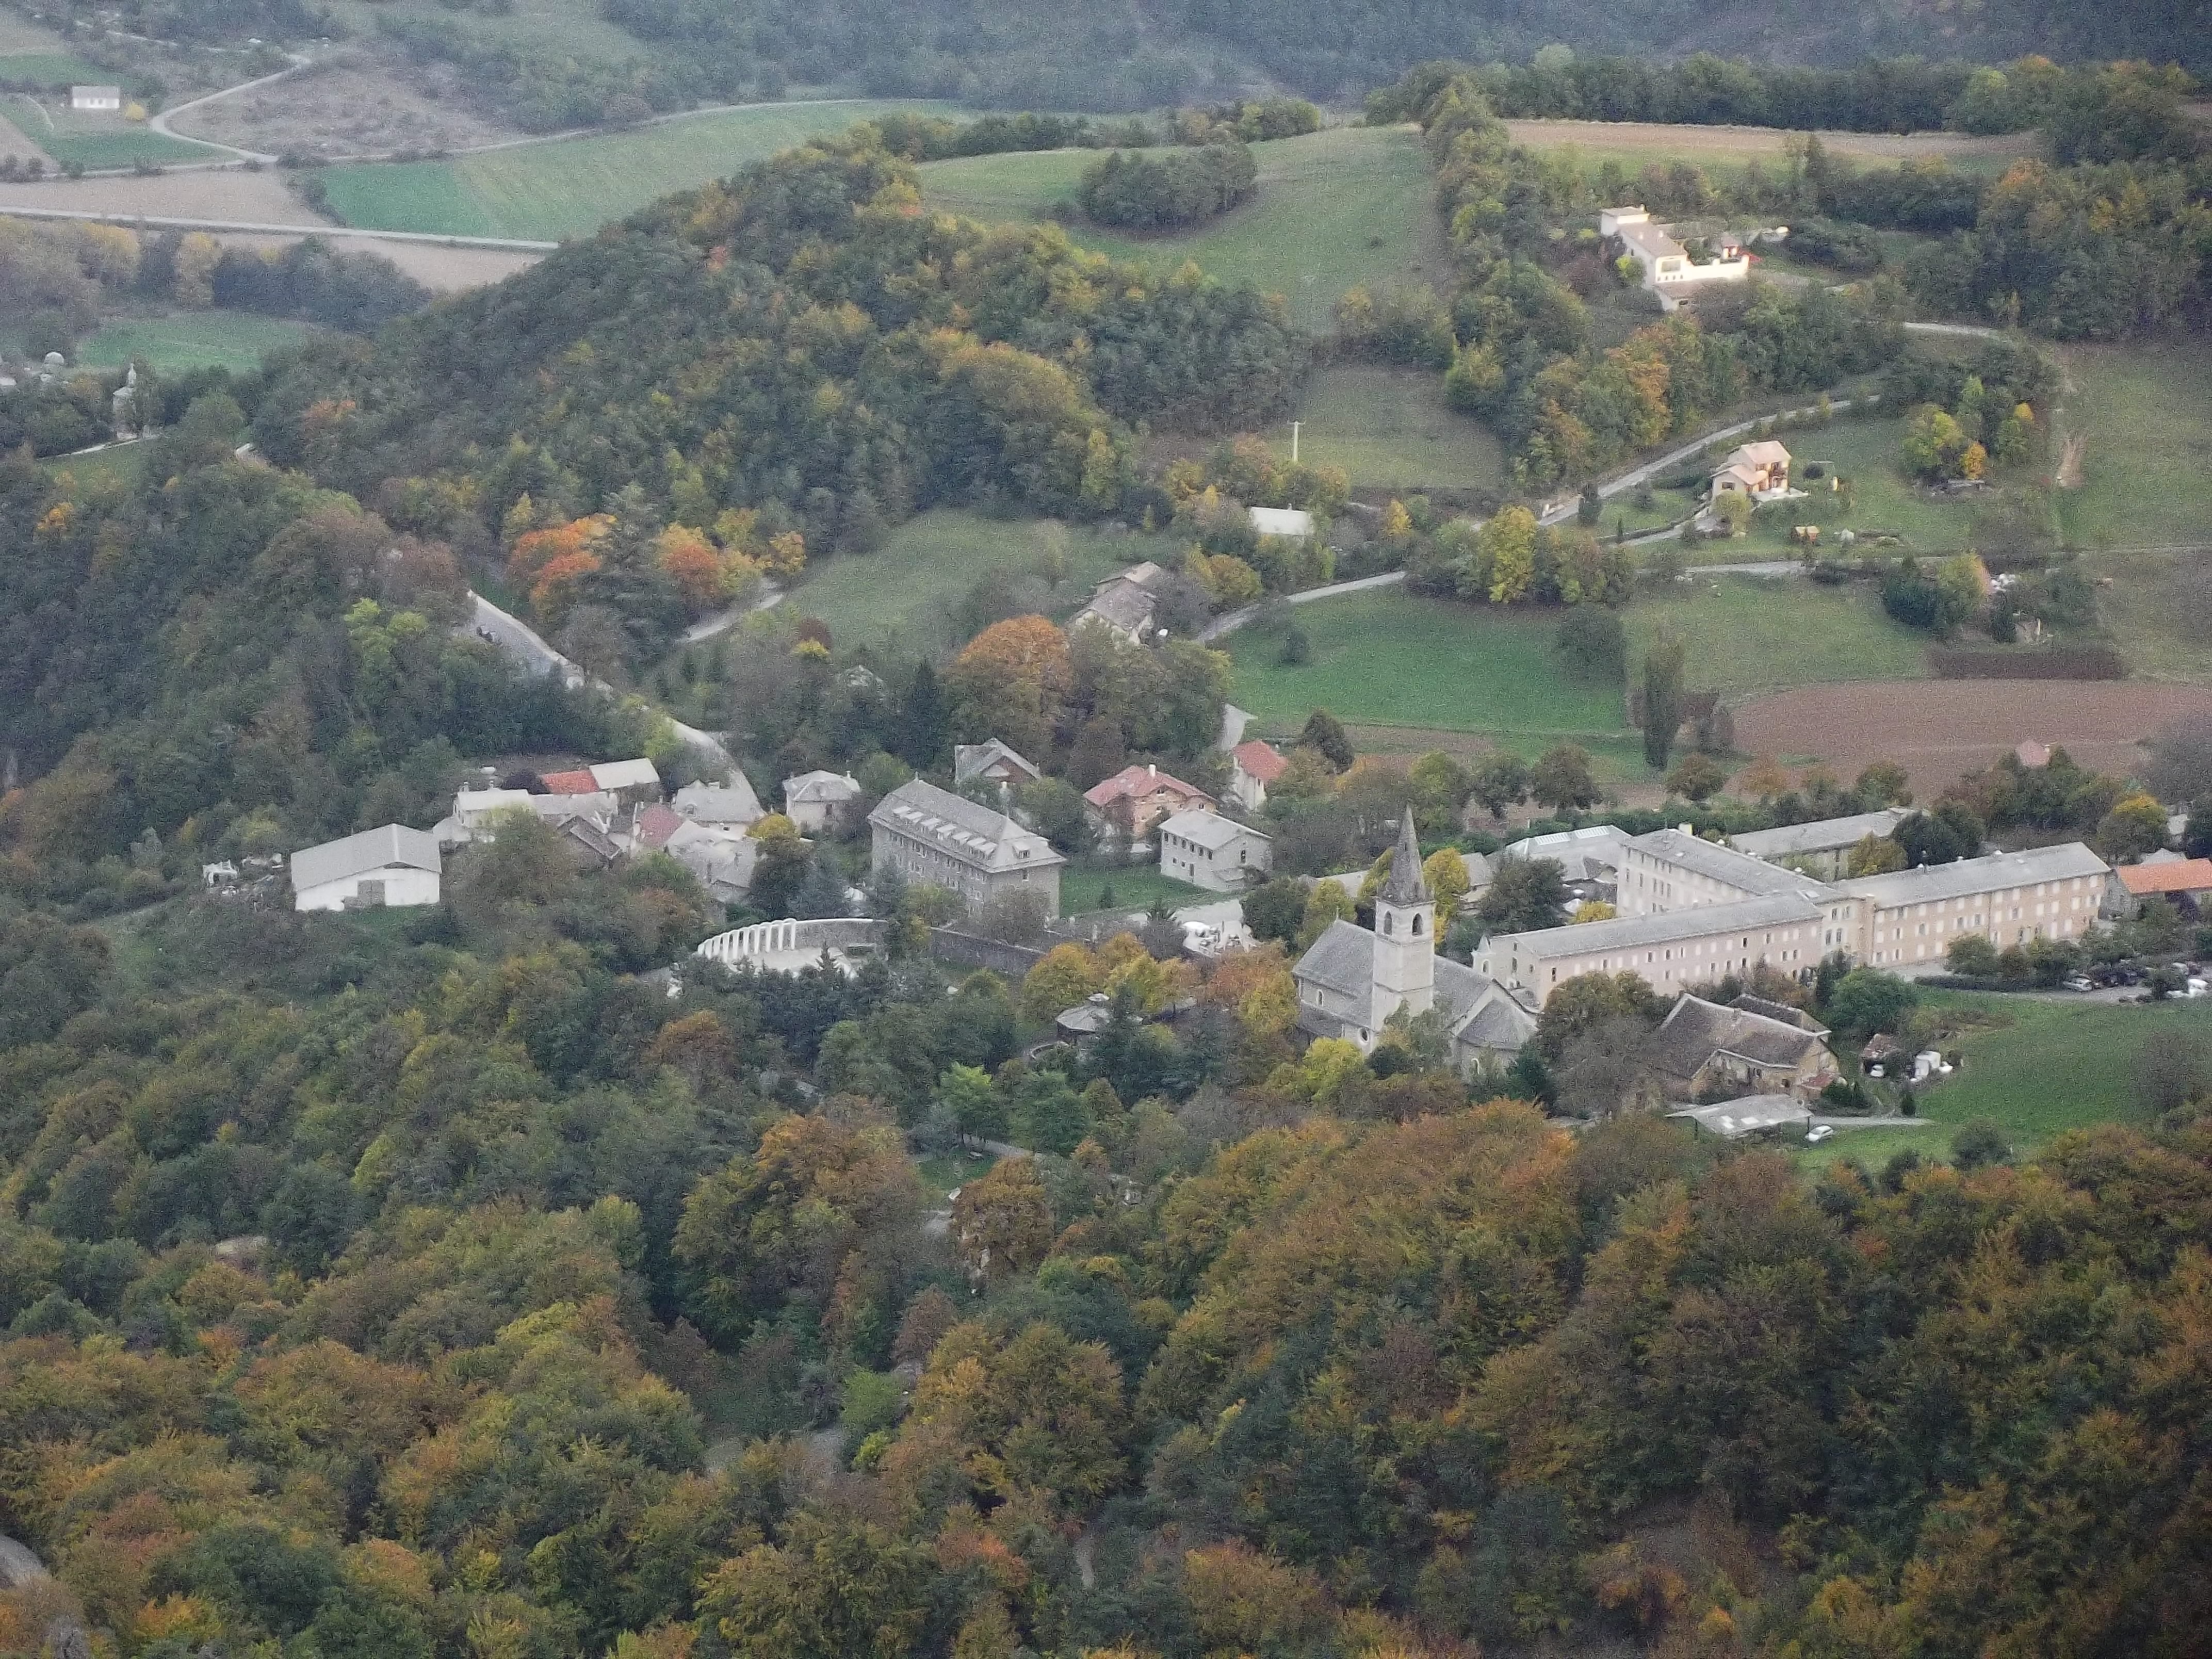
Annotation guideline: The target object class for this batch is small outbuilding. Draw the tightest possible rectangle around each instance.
[70,85,122,111]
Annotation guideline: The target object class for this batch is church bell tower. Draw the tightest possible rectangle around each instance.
[1372,807,1435,1027]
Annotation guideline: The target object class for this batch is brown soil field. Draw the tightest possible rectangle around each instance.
[1733,680,2212,798]
[0,108,54,171]
[171,54,519,158]
[1501,118,2039,164]
[198,229,539,290]
[0,166,322,223]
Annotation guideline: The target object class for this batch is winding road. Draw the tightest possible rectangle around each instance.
[466,592,734,767]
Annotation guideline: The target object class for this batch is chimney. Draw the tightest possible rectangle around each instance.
[1680,823,1694,835]
[1148,763,1157,779]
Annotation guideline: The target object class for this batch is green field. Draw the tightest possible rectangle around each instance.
[1802,992,2212,1170]
[777,508,1184,659]
[1624,572,1929,699]
[79,312,313,372]
[39,443,141,486]
[1265,365,1507,493]
[1227,589,1627,743]
[1059,864,1211,916]
[2056,334,2212,552]
[320,100,963,241]
[919,125,1445,335]
[2,96,211,167]
[0,52,108,87]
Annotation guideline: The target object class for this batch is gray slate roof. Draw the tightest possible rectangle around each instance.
[673,778,763,823]
[1493,891,1823,957]
[1834,841,2108,909]
[953,740,1042,785]
[869,778,1067,875]
[1293,919,1495,1025]
[1159,808,1269,851]
[1630,827,1833,898]
[1503,824,1631,884]
[1646,995,1830,1082]
[290,824,440,892]
[1729,809,1909,861]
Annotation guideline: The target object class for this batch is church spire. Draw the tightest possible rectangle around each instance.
[1382,806,1427,904]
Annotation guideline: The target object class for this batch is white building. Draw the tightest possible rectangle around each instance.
[70,85,122,112]
[291,824,441,913]
[1158,809,1272,892]
[782,769,861,833]
[1601,206,1750,311]
[1479,828,2110,1005]
[1247,506,1314,540]
[1227,739,1286,811]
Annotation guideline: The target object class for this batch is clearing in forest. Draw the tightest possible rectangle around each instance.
[920,125,1446,335]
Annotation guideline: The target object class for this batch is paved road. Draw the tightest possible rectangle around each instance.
[1538,395,1867,526]
[1810,1115,1933,1129]
[466,592,735,767]
[1197,569,1407,642]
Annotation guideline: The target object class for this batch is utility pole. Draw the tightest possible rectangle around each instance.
[1290,420,1300,464]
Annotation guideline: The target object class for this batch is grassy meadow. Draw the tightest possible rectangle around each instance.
[1800,991,2212,1170]
[1059,864,1211,916]
[2054,334,2212,552]
[79,312,313,372]
[2,96,210,167]
[0,52,108,87]
[1226,589,1626,743]
[319,100,962,240]
[1623,573,1929,699]
[774,509,1182,659]
[1265,365,1508,494]
[919,125,1446,334]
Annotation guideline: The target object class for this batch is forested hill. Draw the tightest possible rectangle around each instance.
[252,136,1305,587]
[599,0,2212,109]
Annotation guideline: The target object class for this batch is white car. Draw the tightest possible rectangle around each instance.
[1806,1126,1834,1144]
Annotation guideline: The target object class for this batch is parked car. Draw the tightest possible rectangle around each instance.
[1806,1125,1834,1144]
[2062,974,2095,993]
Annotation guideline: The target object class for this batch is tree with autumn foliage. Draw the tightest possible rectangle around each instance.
[946,615,1072,759]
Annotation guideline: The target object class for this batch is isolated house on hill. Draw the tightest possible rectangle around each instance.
[70,85,122,111]
[1601,206,1750,309]
[1710,441,1793,504]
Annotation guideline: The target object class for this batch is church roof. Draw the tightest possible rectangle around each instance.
[1293,918,1495,1026]
[1382,807,1428,905]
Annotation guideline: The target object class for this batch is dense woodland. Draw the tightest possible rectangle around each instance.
[249,133,1303,671]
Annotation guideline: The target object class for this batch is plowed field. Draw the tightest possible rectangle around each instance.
[1733,680,2212,796]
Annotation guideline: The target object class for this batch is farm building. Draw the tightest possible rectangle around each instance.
[291,824,441,913]
[70,85,122,111]
[1600,206,1749,309]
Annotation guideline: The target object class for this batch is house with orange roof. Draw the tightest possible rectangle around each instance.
[1083,762,1214,842]
[1227,739,1287,811]
[2106,857,2212,917]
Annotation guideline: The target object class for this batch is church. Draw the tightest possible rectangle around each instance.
[1291,809,1536,1073]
